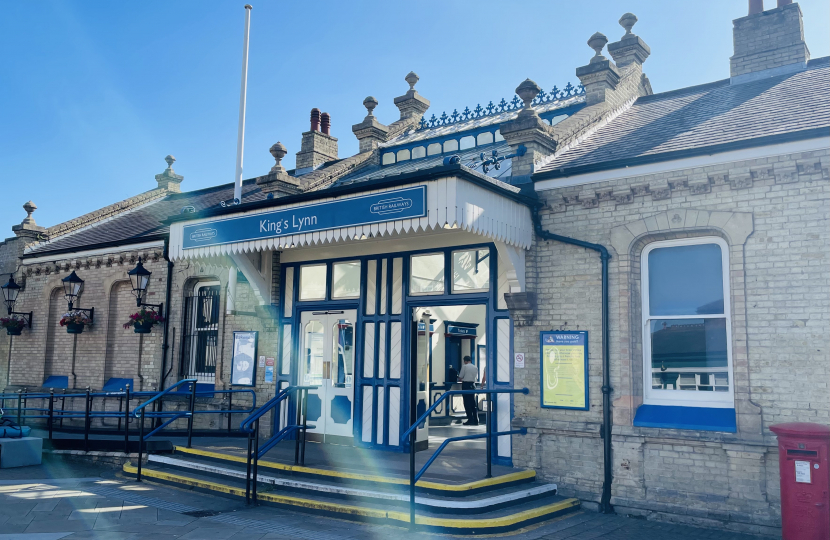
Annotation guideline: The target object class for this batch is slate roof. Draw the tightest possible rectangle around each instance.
[25,181,268,256]
[535,57,830,178]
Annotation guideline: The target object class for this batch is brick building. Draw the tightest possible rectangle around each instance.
[1,1,827,534]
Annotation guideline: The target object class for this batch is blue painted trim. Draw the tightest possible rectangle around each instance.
[379,102,586,164]
[281,242,515,455]
[539,331,590,411]
[42,375,69,389]
[633,404,737,433]
[103,378,134,392]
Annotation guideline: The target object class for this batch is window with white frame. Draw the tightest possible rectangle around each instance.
[642,238,733,407]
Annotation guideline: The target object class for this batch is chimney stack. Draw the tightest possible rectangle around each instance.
[321,112,331,135]
[730,1,810,84]
[310,108,321,131]
[296,108,338,173]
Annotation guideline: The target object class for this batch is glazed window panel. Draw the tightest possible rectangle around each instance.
[410,253,444,295]
[299,264,327,301]
[452,249,490,293]
[382,153,395,165]
[642,238,732,405]
[411,146,426,159]
[332,261,360,299]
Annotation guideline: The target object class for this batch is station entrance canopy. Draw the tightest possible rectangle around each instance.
[167,175,534,300]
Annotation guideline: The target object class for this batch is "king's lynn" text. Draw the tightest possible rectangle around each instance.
[260,214,318,234]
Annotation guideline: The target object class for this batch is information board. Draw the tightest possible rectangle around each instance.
[540,331,589,410]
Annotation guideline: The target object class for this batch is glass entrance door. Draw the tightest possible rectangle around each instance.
[299,310,356,443]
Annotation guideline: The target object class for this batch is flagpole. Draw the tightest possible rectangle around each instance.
[233,4,253,204]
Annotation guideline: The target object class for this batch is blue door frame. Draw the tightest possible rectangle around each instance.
[278,242,514,467]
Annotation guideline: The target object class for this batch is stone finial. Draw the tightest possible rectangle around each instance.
[619,13,637,36]
[269,142,287,172]
[405,71,419,91]
[12,200,46,238]
[21,201,37,226]
[588,32,609,63]
[394,71,430,121]
[516,79,541,110]
[155,154,184,193]
[363,96,378,118]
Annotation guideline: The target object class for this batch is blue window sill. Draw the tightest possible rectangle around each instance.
[633,404,736,433]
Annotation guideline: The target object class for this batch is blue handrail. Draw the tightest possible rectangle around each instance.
[133,379,197,418]
[400,386,529,527]
[400,387,528,440]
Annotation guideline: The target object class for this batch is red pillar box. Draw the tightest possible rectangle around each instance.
[769,423,830,540]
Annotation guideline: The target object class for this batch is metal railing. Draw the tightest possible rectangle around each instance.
[239,385,317,505]
[132,379,256,481]
[399,387,529,528]
[2,380,256,480]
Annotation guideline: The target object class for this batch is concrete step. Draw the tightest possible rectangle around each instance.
[122,461,580,535]
[171,445,537,496]
[148,453,558,513]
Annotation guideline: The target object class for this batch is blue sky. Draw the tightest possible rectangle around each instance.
[1,1,828,233]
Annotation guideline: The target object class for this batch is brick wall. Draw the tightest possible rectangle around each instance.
[514,146,829,534]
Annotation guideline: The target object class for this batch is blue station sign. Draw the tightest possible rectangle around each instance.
[182,186,427,250]
[446,325,477,337]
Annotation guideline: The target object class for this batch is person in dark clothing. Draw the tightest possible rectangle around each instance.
[457,355,479,425]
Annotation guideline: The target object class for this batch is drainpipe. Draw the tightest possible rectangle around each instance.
[160,239,174,391]
[531,206,613,514]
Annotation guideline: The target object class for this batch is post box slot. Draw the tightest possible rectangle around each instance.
[786,449,818,457]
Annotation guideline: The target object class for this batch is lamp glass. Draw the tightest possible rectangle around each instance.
[61,271,84,305]
[127,259,152,300]
[2,276,21,310]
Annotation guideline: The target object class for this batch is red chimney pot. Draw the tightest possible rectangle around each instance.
[321,112,331,135]
[777,0,792,6]
[748,0,764,14]
[310,108,321,132]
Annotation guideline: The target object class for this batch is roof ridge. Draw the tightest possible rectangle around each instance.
[45,188,169,239]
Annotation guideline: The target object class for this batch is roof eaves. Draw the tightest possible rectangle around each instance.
[532,127,830,181]
[166,163,536,224]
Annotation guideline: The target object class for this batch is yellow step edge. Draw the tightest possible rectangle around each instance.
[122,463,579,530]
[172,445,536,491]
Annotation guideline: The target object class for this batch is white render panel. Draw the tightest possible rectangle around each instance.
[283,267,294,317]
[365,260,377,316]
[376,386,385,444]
[363,323,375,379]
[378,322,386,379]
[388,386,400,446]
[497,393,510,457]
[497,318,511,383]
[391,258,403,314]
[362,387,373,443]
[390,321,402,379]
[380,260,388,315]
[167,179,532,261]
[281,324,291,375]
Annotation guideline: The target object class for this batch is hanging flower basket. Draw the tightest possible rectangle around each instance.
[123,308,163,334]
[66,322,85,334]
[0,316,26,336]
[133,321,155,334]
[60,310,92,334]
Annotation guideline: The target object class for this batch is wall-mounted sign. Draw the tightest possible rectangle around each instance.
[231,331,258,386]
[540,331,588,410]
[264,365,274,384]
[182,186,427,249]
[446,325,477,337]
[265,357,275,367]
[514,352,525,369]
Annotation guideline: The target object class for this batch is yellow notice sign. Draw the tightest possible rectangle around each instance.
[540,331,588,410]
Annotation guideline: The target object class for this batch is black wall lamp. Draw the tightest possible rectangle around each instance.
[62,270,94,322]
[1,275,33,327]
[128,258,164,314]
